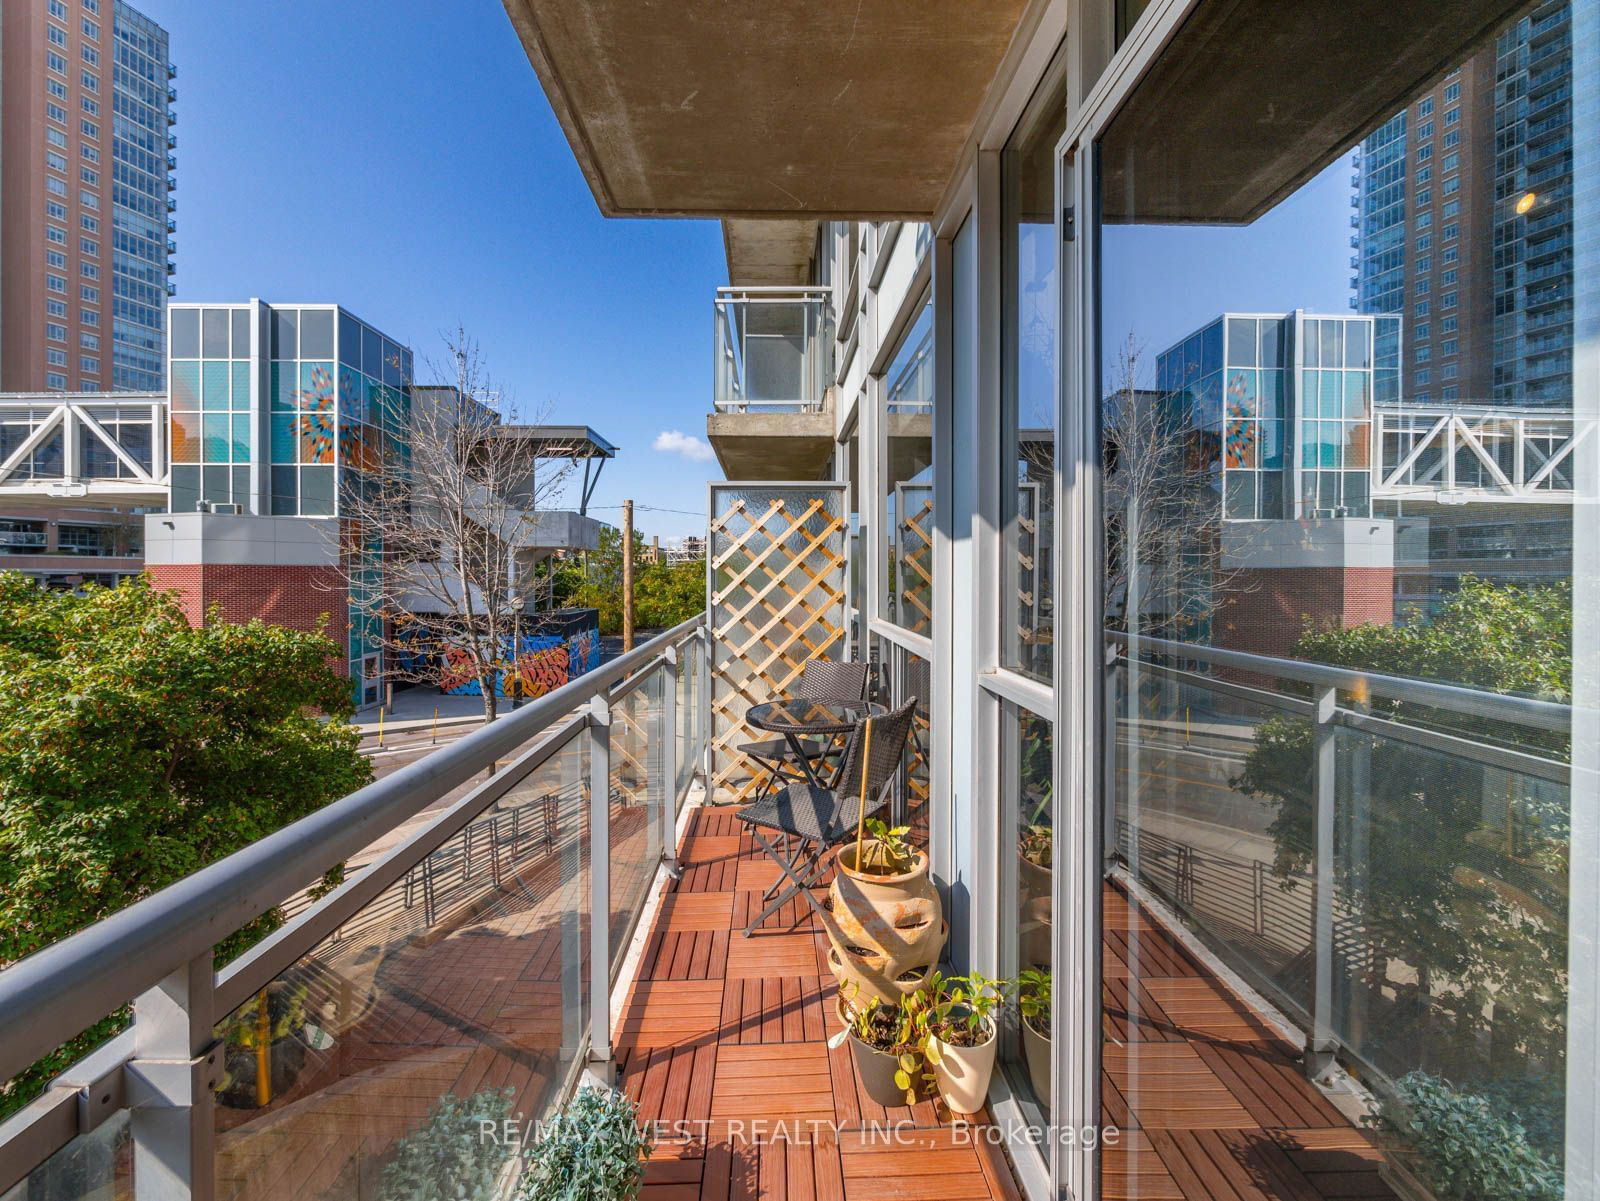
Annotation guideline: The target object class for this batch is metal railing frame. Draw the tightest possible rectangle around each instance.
[713,286,834,413]
[0,614,711,1200]
[1107,627,1571,1084]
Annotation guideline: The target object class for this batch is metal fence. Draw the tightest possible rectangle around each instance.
[0,615,710,1201]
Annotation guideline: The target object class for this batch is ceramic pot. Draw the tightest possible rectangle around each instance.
[929,1016,998,1115]
[1022,1014,1051,1108]
[824,843,946,1005]
[1018,849,1052,908]
[837,998,916,1106]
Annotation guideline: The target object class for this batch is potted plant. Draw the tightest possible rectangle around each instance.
[521,1085,652,1201]
[825,817,946,1005]
[1365,1071,1561,1201]
[925,972,1009,1114]
[1016,967,1051,1108]
[828,986,937,1107]
[216,981,325,1109]
[378,1087,516,1201]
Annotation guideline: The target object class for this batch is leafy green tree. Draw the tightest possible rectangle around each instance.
[546,525,703,635]
[1232,578,1570,1091]
[0,573,371,1115]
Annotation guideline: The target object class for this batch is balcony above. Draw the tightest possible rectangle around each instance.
[501,0,1030,218]
[709,287,836,479]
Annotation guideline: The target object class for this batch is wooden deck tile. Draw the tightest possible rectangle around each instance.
[617,980,725,1049]
[1102,1043,1258,1130]
[725,931,826,978]
[1142,977,1277,1042]
[659,892,737,931]
[710,1042,836,1128]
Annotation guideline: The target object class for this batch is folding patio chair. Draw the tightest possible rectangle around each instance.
[735,697,918,936]
[737,658,871,800]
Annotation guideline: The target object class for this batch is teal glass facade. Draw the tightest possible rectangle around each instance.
[1156,311,1401,521]
[166,300,412,698]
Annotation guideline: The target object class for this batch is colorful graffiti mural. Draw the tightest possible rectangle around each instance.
[437,623,602,698]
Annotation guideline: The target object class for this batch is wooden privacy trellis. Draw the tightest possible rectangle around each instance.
[894,482,934,636]
[708,484,847,803]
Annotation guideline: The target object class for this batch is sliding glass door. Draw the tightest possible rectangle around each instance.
[1070,0,1592,1197]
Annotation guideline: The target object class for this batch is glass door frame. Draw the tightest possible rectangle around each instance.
[1054,2,1206,1198]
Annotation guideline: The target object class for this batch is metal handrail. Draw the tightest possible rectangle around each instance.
[0,613,706,1087]
[1107,628,1570,732]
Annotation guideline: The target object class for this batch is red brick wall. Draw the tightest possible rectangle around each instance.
[146,564,348,655]
[1215,566,1394,661]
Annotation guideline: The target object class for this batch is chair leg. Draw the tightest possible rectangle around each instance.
[762,836,812,901]
[742,829,831,935]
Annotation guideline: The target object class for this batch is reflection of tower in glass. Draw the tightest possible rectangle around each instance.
[1355,1,1572,408]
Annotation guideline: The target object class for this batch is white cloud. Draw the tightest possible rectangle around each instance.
[652,429,715,462]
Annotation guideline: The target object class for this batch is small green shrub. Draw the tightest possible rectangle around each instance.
[380,1088,516,1201]
[521,1086,650,1201]
[1368,1071,1561,1201]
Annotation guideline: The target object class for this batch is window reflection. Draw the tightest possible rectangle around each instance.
[1003,703,1052,1125]
[1096,0,1579,1195]
[1002,69,1065,682]
[883,295,934,633]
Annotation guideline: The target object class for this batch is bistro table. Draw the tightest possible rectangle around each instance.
[745,697,885,788]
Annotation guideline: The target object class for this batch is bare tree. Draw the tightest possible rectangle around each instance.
[327,327,576,722]
[1102,335,1256,637]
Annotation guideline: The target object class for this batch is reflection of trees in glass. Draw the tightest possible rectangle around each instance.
[1233,579,1570,1137]
[1103,335,1254,636]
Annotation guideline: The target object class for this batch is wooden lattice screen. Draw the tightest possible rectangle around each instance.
[708,484,848,803]
[894,482,934,636]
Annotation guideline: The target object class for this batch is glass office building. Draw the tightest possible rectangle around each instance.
[1155,311,1402,521]
[109,1,174,392]
[167,301,411,689]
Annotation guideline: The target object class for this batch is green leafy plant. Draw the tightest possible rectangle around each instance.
[1018,825,1052,870]
[1234,578,1571,1085]
[545,526,704,635]
[829,985,938,1104]
[521,1085,651,1201]
[381,1088,516,1201]
[0,574,370,1118]
[855,818,916,875]
[1366,1071,1561,1201]
[1016,968,1051,1038]
[926,972,1009,1054]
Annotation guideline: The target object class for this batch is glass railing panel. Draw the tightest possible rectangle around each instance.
[210,733,591,1201]
[675,643,695,806]
[1329,725,1568,1172]
[607,666,664,968]
[712,293,833,411]
[1,1110,131,1201]
[1112,659,1317,1023]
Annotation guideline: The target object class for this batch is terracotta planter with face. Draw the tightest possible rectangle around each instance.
[823,842,946,1005]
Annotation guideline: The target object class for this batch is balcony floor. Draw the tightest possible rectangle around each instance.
[621,806,1395,1201]
[619,806,1021,1201]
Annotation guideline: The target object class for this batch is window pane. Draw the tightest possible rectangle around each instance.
[883,293,934,633]
[1002,702,1052,1133]
[201,307,229,358]
[1097,2,1580,1193]
[1001,68,1064,682]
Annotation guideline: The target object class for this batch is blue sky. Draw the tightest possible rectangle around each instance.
[1101,158,1354,378]
[142,0,725,541]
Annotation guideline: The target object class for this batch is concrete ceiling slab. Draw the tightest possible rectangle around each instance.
[723,219,820,286]
[1101,0,1532,225]
[502,0,1030,219]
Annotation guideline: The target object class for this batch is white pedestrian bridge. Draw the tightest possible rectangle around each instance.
[0,393,168,508]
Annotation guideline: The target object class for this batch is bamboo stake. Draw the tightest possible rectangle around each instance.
[852,718,874,872]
